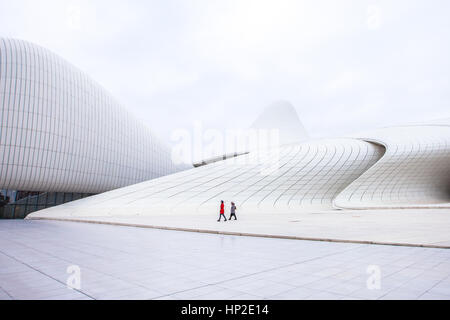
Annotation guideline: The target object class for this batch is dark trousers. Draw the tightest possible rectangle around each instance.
[229,213,237,220]
[218,213,227,221]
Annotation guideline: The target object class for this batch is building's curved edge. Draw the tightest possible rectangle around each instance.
[332,138,388,210]
[334,125,450,210]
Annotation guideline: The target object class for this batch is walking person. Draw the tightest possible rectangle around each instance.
[217,200,227,222]
[229,202,237,220]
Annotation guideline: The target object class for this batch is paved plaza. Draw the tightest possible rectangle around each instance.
[1,220,450,300]
[30,208,450,248]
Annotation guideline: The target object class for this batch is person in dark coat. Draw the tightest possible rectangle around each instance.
[217,200,227,222]
[229,202,237,220]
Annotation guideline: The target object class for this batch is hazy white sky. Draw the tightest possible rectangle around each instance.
[1,0,450,146]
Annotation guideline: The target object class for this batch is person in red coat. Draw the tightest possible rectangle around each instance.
[217,200,227,222]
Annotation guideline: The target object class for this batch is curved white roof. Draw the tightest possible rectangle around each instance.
[28,119,450,219]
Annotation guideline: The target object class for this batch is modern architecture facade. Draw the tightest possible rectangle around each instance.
[2,38,449,220]
[27,119,450,220]
[0,38,187,218]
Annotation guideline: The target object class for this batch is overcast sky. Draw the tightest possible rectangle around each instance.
[1,0,450,146]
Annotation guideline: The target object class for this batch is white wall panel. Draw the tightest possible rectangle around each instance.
[334,124,450,209]
[0,38,187,193]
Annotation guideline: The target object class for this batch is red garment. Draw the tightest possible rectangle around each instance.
[220,203,225,214]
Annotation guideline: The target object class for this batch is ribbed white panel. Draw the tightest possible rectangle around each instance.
[0,38,187,193]
[334,125,450,209]
[27,138,385,218]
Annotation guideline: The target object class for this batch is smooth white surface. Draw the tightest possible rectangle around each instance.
[0,38,187,194]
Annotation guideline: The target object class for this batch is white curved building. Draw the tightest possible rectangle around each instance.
[0,38,187,217]
[335,122,450,209]
[27,118,450,220]
[2,39,449,220]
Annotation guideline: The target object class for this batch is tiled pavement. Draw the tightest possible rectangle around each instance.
[29,208,450,248]
[0,220,449,300]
